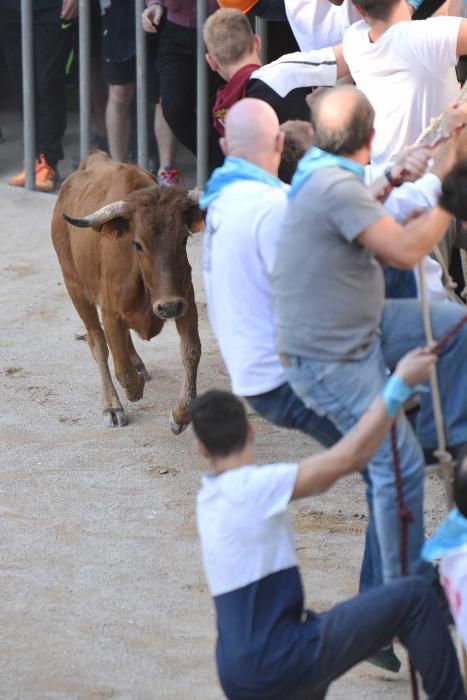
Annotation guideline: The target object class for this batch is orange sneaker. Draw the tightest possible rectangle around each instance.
[35,154,57,193]
[8,153,57,192]
[8,165,28,187]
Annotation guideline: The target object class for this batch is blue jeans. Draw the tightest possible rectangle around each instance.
[285,577,465,700]
[247,383,383,590]
[284,299,467,581]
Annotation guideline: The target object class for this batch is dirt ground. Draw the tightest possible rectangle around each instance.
[0,160,449,698]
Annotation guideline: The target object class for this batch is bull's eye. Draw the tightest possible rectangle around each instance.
[132,240,143,253]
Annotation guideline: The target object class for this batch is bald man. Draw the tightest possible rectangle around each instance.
[201,98,341,449]
[273,85,467,585]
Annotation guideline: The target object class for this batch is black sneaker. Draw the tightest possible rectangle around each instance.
[366,644,402,673]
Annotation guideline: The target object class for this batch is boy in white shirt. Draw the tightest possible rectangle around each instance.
[192,350,467,700]
[343,0,467,165]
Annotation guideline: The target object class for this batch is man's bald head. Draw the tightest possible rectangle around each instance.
[223,98,283,165]
[311,85,375,156]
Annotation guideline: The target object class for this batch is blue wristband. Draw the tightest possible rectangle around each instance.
[382,374,427,417]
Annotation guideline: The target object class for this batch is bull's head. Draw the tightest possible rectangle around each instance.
[63,185,204,321]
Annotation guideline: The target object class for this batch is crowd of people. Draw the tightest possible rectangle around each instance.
[3,0,467,697]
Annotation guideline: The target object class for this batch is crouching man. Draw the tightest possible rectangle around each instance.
[191,348,465,700]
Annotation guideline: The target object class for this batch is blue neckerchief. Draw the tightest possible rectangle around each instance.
[289,146,365,199]
[422,509,467,561]
[199,156,285,210]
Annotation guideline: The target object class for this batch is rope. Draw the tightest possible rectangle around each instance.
[418,263,456,505]
[431,245,465,305]
[415,81,467,146]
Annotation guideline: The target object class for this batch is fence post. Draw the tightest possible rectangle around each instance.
[196,0,208,189]
[135,0,148,169]
[79,0,91,160]
[21,0,35,190]
[255,17,268,63]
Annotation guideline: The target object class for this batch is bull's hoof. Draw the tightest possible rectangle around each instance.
[103,408,128,427]
[169,410,189,435]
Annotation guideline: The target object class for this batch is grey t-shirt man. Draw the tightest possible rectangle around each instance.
[272,167,387,361]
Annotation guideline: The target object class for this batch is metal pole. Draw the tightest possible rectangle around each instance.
[135,0,148,168]
[79,0,91,160]
[196,0,208,189]
[21,0,35,191]
[255,17,268,64]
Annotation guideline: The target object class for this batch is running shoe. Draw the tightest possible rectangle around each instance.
[157,166,182,187]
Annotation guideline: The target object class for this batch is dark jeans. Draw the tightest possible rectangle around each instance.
[285,577,465,700]
[384,267,417,299]
[247,383,384,590]
[157,20,224,171]
[0,7,72,167]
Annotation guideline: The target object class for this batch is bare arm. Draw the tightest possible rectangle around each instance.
[332,45,350,80]
[358,207,452,270]
[456,18,467,57]
[292,349,437,499]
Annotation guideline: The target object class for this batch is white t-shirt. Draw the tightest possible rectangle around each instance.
[196,462,298,596]
[343,17,462,165]
[203,180,288,397]
[285,0,360,50]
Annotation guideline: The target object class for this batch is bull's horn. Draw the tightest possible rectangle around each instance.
[62,200,132,229]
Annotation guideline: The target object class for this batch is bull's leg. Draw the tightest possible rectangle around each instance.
[171,291,201,435]
[102,312,145,402]
[127,331,151,382]
[64,287,127,427]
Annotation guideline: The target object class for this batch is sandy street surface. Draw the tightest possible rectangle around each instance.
[0,184,448,700]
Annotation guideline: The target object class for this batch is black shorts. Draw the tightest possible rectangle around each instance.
[147,31,161,104]
[103,55,136,85]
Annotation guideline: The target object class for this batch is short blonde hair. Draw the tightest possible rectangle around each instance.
[203,9,255,67]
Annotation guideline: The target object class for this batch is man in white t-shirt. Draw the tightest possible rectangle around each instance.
[285,0,360,50]
[285,0,425,51]
[191,379,466,700]
[343,0,467,165]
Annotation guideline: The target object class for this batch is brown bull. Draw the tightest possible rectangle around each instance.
[51,150,203,430]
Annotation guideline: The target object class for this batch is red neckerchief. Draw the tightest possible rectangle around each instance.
[212,64,261,136]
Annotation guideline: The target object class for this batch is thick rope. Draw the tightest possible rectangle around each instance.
[418,263,456,506]
[415,81,467,146]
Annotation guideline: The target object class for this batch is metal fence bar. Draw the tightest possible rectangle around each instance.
[21,0,35,190]
[79,0,91,160]
[135,0,148,169]
[196,0,209,189]
[255,17,268,64]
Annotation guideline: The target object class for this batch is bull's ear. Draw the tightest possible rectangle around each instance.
[99,217,130,240]
[186,208,205,233]
[183,190,205,233]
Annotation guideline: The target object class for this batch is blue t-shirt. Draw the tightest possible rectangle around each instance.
[196,463,321,699]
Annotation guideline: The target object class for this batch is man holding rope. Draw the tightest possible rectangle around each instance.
[343,0,467,166]
[272,85,467,585]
